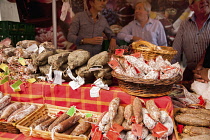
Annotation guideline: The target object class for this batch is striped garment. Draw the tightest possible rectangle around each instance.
[172,14,210,70]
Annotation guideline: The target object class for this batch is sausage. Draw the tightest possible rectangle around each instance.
[7,103,31,122]
[108,97,120,123]
[30,114,51,129]
[11,104,38,122]
[146,100,160,121]
[142,108,156,130]
[133,97,143,124]
[1,102,22,119]
[55,115,81,133]
[98,112,110,131]
[183,126,210,136]
[124,104,133,125]
[160,110,169,124]
[96,111,107,126]
[182,135,210,140]
[113,106,124,125]
[122,119,132,131]
[175,114,210,127]
[62,122,79,135]
[0,94,11,110]
[181,113,210,121]
[71,117,92,136]
[48,112,69,131]
[35,117,58,131]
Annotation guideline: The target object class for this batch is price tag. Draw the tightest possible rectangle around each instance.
[115,49,124,56]
[90,86,100,97]
[91,127,103,140]
[38,45,45,54]
[67,106,76,116]
[177,124,184,133]
[0,63,8,71]
[112,123,124,133]
[18,57,26,66]
[106,130,119,140]
[26,44,38,52]
[152,122,168,138]
[27,78,36,83]
[10,80,23,92]
[108,59,119,69]
[0,76,9,85]
[132,123,143,137]
[86,113,93,118]
[53,70,63,85]
[46,66,53,81]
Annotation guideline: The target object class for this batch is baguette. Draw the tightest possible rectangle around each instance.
[183,126,210,136]
[175,114,210,127]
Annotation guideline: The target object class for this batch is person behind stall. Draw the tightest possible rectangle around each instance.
[172,0,210,81]
[193,43,210,82]
[67,0,117,56]
[117,0,167,46]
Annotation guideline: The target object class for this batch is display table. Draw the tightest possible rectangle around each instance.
[0,132,44,140]
[0,81,169,112]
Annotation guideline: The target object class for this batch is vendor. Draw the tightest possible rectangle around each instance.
[117,1,167,46]
[194,43,210,82]
[172,0,210,81]
[67,0,117,56]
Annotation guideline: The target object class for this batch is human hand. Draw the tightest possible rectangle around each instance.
[193,68,209,83]
[132,36,143,42]
[84,37,103,45]
[199,68,209,82]
[108,38,117,54]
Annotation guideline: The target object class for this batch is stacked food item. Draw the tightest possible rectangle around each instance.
[91,97,174,140]
[0,39,113,85]
[174,108,210,140]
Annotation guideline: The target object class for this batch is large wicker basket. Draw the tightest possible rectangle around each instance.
[17,104,101,140]
[112,71,182,97]
[0,102,43,134]
[131,40,177,62]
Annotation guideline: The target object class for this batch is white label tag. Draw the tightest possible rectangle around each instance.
[26,44,38,52]
[69,76,85,90]
[67,68,76,81]
[53,70,63,85]
[90,86,100,97]
[93,78,110,90]
[39,45,45,54]
[46,66,53,82]
[37,76,46,81]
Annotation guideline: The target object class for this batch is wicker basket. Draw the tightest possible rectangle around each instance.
[131,41,177,62]
[112,71,182,97]
[17,104,101,140]
[0,102,43,134]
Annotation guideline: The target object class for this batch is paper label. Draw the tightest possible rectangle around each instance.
[108,59,119,69]
[91,124,103,140]
[46,66,53,81]
[53,70,63,85]
[89,65,103,72]
[69,76,85,90]
[86,113,93,118]
[27,78,36,83]
[93,78,109,90]
[38,45,45,54]
[115,49,124,56]
[112,123,124,133]
[37,76,46,81]
[0,76,9,85]
[67,68,76,81]
[132,123,143,137]
[106,130,119,140]
[10,80,23,92]
[152,122,168,138]
[18,57,26,66]
[67,106,76,116]
[90,86,100,97]
[0,63,8,71]
[26,44,38,52]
